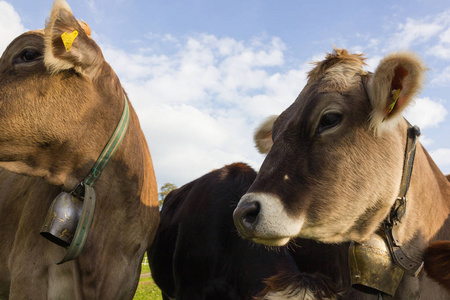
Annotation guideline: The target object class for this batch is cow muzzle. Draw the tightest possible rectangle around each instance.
[348,232,404,297]
[40,192,83,248]
[233,193,302,246]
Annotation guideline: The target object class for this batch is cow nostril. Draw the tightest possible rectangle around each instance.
[233,201,262,237]
[242,202,260,226]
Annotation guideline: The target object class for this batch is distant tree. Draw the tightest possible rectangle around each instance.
[159,183,177,209]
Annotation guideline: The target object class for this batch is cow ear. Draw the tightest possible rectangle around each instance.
[254,115,278,154]
[368,52,426,131]
[44,0,102,77]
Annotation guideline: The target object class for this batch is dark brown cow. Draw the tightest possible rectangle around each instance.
[0,0,159,298]
[149,163,337,300]
[423,175,450,293]
[234,49,450,298]
[424,241,450,293]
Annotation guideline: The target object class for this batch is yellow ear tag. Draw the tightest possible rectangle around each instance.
[61,30,79,52]
[387,89,401,114]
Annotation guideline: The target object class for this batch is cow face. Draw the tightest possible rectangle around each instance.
[234,49,426,246]
[0,0,121,190]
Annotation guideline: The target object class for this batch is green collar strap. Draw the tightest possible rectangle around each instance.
[57,95,130,264]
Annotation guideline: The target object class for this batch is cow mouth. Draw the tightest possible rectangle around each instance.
[234,216,292,247]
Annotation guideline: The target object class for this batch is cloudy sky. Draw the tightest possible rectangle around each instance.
[2,0,450,188]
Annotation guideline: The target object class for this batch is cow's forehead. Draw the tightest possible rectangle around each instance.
[13,30,44,42]
[4,30,44,49]
[316,64,368,94]
[24,29,45,36]
[276,67,370,139]
[291,50,371,118]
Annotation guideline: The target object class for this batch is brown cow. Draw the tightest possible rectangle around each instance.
[234,49,450,298]
[0,0,159,299]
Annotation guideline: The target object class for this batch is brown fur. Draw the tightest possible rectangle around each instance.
[424,241,450,293]
[0,1,159,298]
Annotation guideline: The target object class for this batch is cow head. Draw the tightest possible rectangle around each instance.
[234,49,426,246]
[0,0,124,190]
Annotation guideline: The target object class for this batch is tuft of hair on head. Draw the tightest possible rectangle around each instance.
[307,47,367,84]
[423,241,450,293]
[254,272,338,300]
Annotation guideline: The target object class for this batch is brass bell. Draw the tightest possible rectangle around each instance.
[40,192,83,248]
[348,233,404,297]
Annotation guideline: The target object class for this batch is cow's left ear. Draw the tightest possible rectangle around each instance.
[368,52,426,131]
[254,115,278,154]
[44,0,102,77]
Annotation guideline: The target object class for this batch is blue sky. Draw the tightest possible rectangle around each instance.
[2,0,450,188]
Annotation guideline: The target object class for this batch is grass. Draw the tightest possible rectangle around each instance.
[141,263,150,274]
[133,255,163,300]
[133,277,163,300]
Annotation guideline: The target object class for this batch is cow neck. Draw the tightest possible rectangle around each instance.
[382,122,424,277]
[57,95,130,265]
[71,95,130,195]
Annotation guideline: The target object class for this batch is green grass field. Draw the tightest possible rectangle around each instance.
[133,256,163,300]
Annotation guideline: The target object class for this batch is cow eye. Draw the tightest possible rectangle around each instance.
[16,48,42,63]
[316,113,342,134]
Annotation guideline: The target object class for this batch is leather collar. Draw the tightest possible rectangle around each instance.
[383,122,424,276]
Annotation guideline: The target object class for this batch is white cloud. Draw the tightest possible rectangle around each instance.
[431,65,450,86]
[417,135,434,147]
[427,44,450,60]
[364,55,383,73]
[439,27,450,44]
[429,148,450,174]
[426,25,450,60]
[100,34,307,186]
[0,1,26,54]
[377,9,450,91]
[425,13,450,60]
[403,97,447,129]
[387,10,450,51]
[393,19,442,49]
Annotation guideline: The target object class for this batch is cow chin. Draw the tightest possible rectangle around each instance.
[251,236,292,247]
[297,229,351,244]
